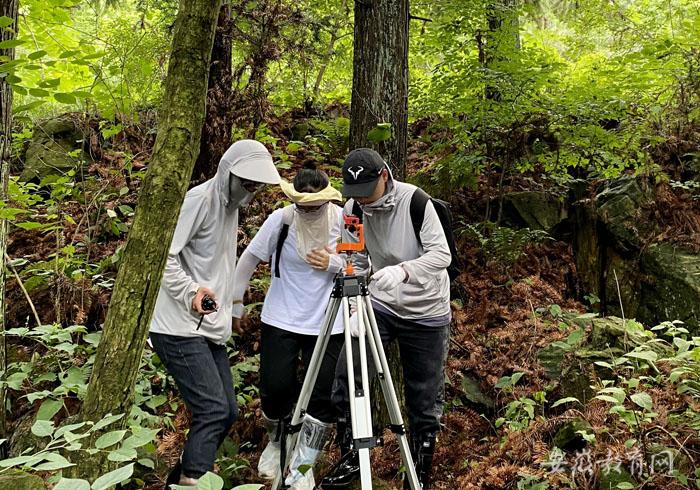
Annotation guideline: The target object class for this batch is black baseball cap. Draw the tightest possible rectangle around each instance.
[341,148,386,197]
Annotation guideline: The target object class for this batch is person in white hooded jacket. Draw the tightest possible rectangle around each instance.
[149,140,280,488]
[231,163,345,490]
[323,148,451,490]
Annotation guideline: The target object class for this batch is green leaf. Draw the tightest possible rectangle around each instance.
[137,458,155,469]
[36,399,63,421]
[34,452,74,471]
[95,429,127,449]
[0,39,23,49]
[0,16,15,28]
[31,419,55,438]
[595,395,622,404]
[28,88,49,97]
[367,123,392,143]
[28,50,47,60]
[107,446,137,462]
[15,221,46,230]
[551,397,580,408]
[54,92,77,104]
[231,485,265,490]
[0,454,41,468]
[630,392,653,411]
[90,413,124,432]
[59,50,80,59]
[616,483,634,489]
[90,463,134,490]
[54,478,91,490]
[38,78,61,88]
[55,422,88,438]
[625,350,658,362]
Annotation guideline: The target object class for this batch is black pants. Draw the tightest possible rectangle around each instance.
[260,323,344,424]
[331,309,449,436]
[150,333,238,479]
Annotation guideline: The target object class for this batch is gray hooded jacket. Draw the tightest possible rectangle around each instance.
[344,171,452,322]
[149,141,276,344]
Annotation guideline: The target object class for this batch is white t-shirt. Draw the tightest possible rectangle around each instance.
[247,205,344,335]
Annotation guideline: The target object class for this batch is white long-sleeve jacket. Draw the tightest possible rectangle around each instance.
[149,141,276,344]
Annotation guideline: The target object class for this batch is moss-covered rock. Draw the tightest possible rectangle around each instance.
[597,466,636,490]
[638,243,700,333]
[0,471,45,490]
[504,191,568,232]
[553,418,593,452]
[596,176,654,252]
[20,115,90,182]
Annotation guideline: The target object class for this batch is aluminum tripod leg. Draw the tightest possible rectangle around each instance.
[271,296,342,490]
[361,296,421,490]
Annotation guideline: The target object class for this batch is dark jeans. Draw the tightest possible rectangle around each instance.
[331,309,449,436]
[150,333,238,479]
[260,323,344,424]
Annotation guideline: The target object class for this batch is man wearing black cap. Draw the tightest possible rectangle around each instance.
[323,148,451,489]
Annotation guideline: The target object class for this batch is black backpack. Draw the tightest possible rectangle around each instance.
[350,188,461,282]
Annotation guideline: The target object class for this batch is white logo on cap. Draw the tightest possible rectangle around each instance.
[348,166,364,180]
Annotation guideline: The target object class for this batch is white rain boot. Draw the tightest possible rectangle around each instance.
[285,414,333,489]
[258,412,283,480]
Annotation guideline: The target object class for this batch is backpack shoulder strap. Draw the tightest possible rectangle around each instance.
[351,199,363,222]
[273,207,294,278]
[409,187,430,244]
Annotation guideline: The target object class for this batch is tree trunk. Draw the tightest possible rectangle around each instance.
[485,0,521,101]
[77,0,222,478]
[349,0,409,180]
[191,4,233,186]
[0,0,19,459]
[350,0,410,431]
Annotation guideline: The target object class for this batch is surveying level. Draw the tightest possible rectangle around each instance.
[271,214,421,489]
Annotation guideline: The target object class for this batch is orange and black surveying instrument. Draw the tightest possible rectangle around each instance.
[271,214,421,489]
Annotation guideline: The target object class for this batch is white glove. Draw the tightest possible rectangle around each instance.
[372,265,407,291]
[348,312,360,337]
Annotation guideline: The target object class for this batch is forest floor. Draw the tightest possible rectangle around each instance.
[4,108,700,489]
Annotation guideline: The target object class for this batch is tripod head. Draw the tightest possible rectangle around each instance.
[336,214,365,275]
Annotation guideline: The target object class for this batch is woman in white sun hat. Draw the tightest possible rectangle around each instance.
[232,162,345,490]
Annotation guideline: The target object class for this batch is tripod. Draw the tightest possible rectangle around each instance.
[271,268,421,489]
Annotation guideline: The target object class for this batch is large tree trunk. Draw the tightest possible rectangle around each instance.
[191,4,233,186]
[77,0,222,478]
[0,0,19,459]
[350,0,410,431]
[349,0,409,180]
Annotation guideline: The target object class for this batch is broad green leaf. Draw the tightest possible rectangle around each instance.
[232,485,264,490]
[0,39,23,49]
[34,452,74,471]
[54,92,77,104]
[90,463,134,490]
[54,478,90,490]
[630,392,653,411]
[595,395,622,404]
[367,123,392,143]
[28,50,47,60]
[31,419,55,438]
[0,454,41,468]
[137,458,155,469]
[90,413,124,432]
[0,16,15,28]
[36,399,63,421]
[551,397,580,408]
[107,446,137,462]
[625,350,658,362]
[38,78,61,88]
[95,429,127,449]
[55,422,88,438]
[29,88,49,97]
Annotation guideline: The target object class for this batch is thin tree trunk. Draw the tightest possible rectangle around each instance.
[485,0,521,101]
[349,0,409,180]
[350,0,410,430]
[191,4,233,186]
[312,30,339,103]
[77,0,222,478]
[0,0,19,459]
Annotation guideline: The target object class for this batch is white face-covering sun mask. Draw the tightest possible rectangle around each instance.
[228,174,254,209]
[294,202,333,260]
